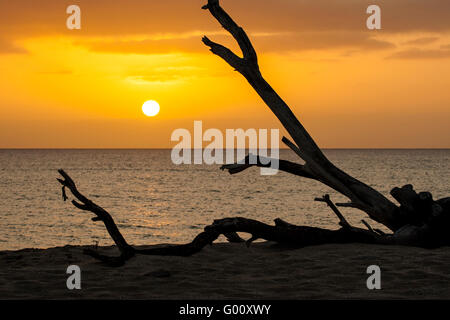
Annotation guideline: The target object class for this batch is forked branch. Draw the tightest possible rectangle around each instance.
[202,0,402,231]
[315,195,351,229]
[202,0,257,66]
[57,169,135,264]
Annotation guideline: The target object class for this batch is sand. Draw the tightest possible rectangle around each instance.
[1,242,450,299]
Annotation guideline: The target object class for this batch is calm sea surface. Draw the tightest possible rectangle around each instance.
[0,149,449,250]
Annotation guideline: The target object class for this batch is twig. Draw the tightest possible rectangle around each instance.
[315,194,351,229]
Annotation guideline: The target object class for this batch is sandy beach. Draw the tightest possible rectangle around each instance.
[1,242,449,299]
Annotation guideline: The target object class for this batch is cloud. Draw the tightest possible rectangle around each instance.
[387,48,450,59]
[125,75,184,85]
[79,37,205,55]
[36,70,73,75]
[252,32,395,52]
[404,37,440,45]
[1,0,449,58]
[124,65,216,85]
[0,38,27,54]
[77,31,395,56]
[2,0,450,38]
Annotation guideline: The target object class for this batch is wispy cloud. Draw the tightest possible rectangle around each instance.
[404,37,440,46]
[0,38,27,54]
[124,65,213,85]
[36,70,73,75]
[125,75,185,85]
[387,48,450,59]
[75,31,395,56]
[3,0,450,39]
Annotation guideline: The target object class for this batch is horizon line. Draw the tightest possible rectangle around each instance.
[1,148,449,150]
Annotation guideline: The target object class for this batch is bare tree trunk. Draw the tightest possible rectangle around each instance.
[201,0,402,230]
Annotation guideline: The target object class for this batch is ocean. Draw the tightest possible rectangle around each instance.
[0,149,449,251]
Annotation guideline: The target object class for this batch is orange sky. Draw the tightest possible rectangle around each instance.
[1,0,450,148]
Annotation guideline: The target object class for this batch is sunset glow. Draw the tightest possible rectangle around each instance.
[1,0,450,148]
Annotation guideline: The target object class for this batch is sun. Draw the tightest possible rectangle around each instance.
[142,100,160,117]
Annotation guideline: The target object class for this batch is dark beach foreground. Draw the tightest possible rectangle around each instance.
[1,242,449,299]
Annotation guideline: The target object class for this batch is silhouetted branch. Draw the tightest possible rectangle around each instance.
[202,0,402,231]
[201,36,243,71]
[202,0,258,65]
[220,154,315,179]
[315,194,351,229]
[58,169,450,266]
[57,169,135,265]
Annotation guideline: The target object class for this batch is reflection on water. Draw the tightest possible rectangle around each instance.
[0,149,449,250]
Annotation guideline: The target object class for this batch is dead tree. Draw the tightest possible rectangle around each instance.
[58,0,450,266]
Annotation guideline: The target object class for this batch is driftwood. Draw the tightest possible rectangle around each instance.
[58,1,449,266]
[58,170,392,266]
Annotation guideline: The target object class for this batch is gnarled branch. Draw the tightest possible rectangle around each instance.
[57,169,135,264]
[58,170,397,266]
